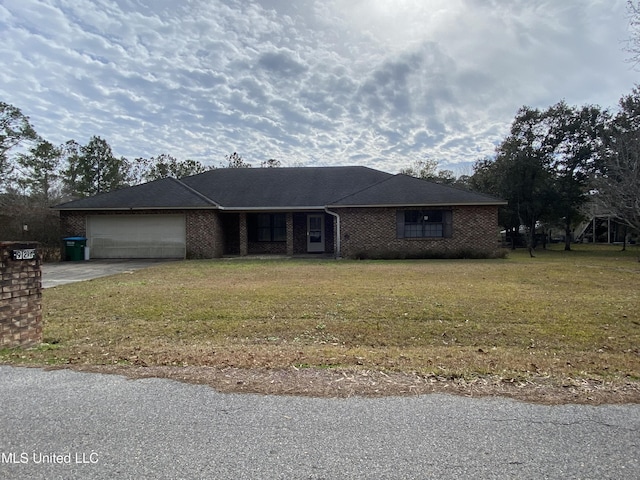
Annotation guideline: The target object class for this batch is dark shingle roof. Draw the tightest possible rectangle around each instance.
[54,167,505,210]
[180,166,392,208]
[54,177,217,210]
[330,174,506,207]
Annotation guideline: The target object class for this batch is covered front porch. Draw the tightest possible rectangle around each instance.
[220,211,336,257]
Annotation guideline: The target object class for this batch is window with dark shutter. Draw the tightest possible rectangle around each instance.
[397,209,452,238]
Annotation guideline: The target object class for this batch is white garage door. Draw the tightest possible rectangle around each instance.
[87,215,186,259]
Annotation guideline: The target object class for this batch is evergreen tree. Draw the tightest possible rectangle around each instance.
[0,101,37,191]
[62,136,128,197]
[16,139,63,204]
[144,154,210,180]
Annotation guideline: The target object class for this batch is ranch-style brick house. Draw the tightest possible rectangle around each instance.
[54,166,506,259]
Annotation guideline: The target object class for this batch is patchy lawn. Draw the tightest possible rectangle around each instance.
[2,244,639,404]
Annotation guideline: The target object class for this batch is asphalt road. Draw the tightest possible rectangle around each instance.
[1,367,638,479]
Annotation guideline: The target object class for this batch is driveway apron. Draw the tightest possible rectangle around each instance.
[41,259,177,288]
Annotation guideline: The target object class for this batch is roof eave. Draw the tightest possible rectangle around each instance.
[327,201,508,208]
[54,202,507,211]
[219,205,327,212]
[53,206,220,211]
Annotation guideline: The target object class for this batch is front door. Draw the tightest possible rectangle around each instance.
[307,214,325,253]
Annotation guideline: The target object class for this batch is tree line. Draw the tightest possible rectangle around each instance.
[0,101,274,248]
[0,109,273,203]
[468,88,640,253]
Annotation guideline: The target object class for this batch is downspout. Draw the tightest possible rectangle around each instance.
[324,207,341,259]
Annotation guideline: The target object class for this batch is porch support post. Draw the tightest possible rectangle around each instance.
[286,212,294,256]
[239,212,248,256]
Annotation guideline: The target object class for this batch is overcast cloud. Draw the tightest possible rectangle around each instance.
[0,0,636,173]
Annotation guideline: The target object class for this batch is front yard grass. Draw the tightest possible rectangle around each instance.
[2,244,639,402]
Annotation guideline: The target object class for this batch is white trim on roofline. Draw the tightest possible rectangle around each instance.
[56,206,220,211]
[327,201,508,208]
[58,201,506,212]
[217,206,327,211]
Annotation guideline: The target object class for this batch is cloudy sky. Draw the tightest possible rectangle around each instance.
[1,0,637,174]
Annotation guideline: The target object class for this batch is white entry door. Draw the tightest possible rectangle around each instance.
[307,214,325,253]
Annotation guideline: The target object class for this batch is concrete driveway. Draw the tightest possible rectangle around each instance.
[41,259,178,288]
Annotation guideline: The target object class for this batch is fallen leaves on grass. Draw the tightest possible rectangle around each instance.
[49,364,640,406]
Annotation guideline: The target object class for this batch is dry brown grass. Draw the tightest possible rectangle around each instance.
[2,244,639,403]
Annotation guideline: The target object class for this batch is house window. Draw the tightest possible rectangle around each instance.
[398,210,452,238]
[252,213,286,242]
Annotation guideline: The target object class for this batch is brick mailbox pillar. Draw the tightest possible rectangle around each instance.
[0,241,42,348]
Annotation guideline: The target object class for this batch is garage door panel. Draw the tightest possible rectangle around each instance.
[88,215,186,259]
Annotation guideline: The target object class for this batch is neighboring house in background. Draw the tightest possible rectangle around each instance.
[573,216,637,244]
[53,166,506,259]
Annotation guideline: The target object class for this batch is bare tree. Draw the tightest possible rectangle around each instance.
[626,1,640,68]
[260,158,281,168]
[596,130,640,234]
[400,158,438,179]
[224,152,252,168]
[595,88,640,236]
[143,154,210,181]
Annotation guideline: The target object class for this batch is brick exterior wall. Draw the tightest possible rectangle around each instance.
[239,213,248,256]
[185,210,223,258]
[60,206,499,259]
[325,213,336,255]
[60,211,86,237]
[248,241,287,254]
[286,213,294,256]
[292,213,308,253]
[338,206,500,258]
[0,242,42,348]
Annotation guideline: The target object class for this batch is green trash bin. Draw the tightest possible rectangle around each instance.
[63,237,87,261]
